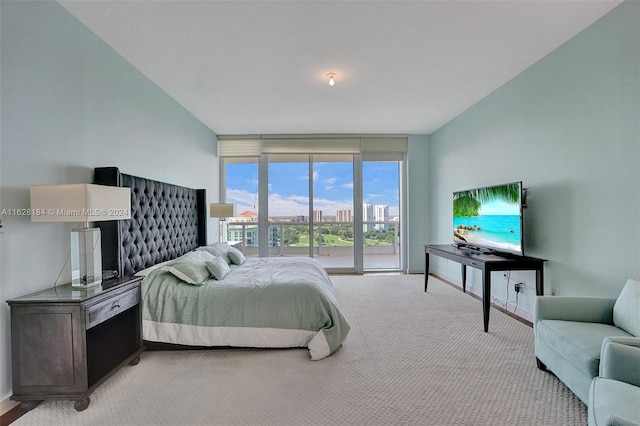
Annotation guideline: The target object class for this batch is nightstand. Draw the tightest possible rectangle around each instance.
[7,276,145,411]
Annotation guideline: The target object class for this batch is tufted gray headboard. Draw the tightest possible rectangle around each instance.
[94,167,207,278]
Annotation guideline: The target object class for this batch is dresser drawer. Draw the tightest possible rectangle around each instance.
[85,288,139,329]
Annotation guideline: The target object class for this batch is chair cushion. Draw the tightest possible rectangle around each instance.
[613,279,640,337]
[536,320,632,377]
[588,377,640,426]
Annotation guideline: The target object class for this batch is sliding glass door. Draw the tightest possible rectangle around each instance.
[362,160,401,270]
[222,158,259,256]
[267,155,310,258]
[312,155,355,271]
[221,137,406,273]
[265,154,355,271]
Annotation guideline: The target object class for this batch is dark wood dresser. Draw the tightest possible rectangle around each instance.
[6,276,144,411]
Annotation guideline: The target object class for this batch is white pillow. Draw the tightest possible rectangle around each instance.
[613,278,640,336]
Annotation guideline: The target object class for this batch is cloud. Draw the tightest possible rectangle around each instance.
[267,193,309,216]
[226,188,258,213]
[266,193,353,217]
[300,170,319,182]
[227,188,397,218]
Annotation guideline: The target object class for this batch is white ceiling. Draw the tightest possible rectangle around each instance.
[58,0,621,136]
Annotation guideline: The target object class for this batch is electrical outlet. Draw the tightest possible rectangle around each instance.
[514,282,524,293]
[551,288,557,296]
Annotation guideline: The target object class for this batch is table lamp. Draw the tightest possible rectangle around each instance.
[209,203,236,242]
[30,184,131,289]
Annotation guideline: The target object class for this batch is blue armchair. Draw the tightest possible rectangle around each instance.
[588,340,640,425]
[534,279,640,403]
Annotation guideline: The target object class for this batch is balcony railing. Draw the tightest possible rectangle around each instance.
[226,220,400,270]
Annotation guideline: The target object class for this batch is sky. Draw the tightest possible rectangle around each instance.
[226,161,400,217]
[478,199,520,216]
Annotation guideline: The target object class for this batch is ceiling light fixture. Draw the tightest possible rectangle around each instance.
[326,72,337,86]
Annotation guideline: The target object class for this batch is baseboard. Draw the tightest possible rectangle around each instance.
[0,399,19,417]
[0,397,24,426]
[429,272,533,327]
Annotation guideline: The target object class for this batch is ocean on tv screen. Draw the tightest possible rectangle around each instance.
[453,215,521,253]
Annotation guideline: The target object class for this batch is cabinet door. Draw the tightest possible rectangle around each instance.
[11,305,87,397]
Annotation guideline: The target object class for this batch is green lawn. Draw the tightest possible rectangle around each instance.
[291,235,391,247]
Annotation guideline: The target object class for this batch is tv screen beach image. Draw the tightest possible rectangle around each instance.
[453,182,523,254]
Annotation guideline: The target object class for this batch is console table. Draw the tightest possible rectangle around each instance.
[424,244,546,332]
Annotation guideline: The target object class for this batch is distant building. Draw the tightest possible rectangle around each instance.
[374,205,389,231]
[233,210,258,222]
[313,209,323,223]
[363,203,374,231]
[228,210,278,247]
[336,209,351,222]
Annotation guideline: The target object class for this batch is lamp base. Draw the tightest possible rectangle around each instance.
[70,227,102,289]
[219,220,226,243]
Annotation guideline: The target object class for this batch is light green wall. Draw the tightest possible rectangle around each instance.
[0,1,218,400]
[407,134,430,272]
[428,1,640,319]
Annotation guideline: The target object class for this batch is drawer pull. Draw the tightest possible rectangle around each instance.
[86,288,139,329]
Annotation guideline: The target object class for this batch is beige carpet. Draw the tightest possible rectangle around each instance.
[15,274,587,425]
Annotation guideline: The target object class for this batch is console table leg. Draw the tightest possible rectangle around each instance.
[482,267,491,332]
[461,265,467,293]
[424,253,430,292]
[536,268,544,296]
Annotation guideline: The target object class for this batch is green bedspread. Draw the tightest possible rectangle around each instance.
[141,256,350,360]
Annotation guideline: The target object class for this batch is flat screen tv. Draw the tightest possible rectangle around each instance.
[452,181,524,256]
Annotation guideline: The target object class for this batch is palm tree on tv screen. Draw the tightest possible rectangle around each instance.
[453,182,520,218]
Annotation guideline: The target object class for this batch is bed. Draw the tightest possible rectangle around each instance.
[94,167,349,360]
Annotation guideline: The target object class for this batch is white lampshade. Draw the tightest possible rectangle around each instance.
[209,203,236,218]
[30,184,131,289]
[210,203,235,243]
[30,184,131,223]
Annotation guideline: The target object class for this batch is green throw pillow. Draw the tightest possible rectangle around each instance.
[205,257,230,280]
[162,260,211,285]
[227,246,246,265]
[198,242,232,264]
[613,278,640,336]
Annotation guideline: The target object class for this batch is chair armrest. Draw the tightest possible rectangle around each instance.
[604,415,640,426]
[534,296,616,324]
[600,340,640,388]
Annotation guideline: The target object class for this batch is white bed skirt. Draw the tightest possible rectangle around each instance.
[143,320,332,360]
